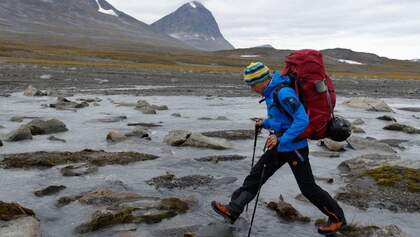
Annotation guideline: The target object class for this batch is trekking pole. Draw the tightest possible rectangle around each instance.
[247,164,267,237]
[246,124,259,212]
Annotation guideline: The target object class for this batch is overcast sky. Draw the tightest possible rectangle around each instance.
[106,0,420,59]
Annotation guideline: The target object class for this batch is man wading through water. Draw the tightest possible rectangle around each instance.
[211,61,346,235]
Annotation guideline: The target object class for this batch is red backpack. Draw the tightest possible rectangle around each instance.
[281,49,336,140]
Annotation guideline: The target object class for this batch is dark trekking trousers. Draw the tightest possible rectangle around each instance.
[228,146,345,221]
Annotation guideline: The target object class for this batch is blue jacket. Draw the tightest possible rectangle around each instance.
[262,72,309,152]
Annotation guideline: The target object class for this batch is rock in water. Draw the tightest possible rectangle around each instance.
[338,153,400,175]
[25,119,68,135]
[266,196,311,223]
[0,140,3,147]
[6,126,33,142]
[23,85,47,97]
[319,139,345,152]
[48,136,66,143]
[397,107,420,112]
[60,164,98,177]
[344,98,393,112]
[194,155,246,163]
[347,136,396,154]
[0,201,35,221]
[163,130,191,146]
[383,123,420,134]
[377,115,397,122]
[34,185,66,197]
[106,131,128,142]
[201,129,254,140]
[183,133,232,150]
[352,118,365,125]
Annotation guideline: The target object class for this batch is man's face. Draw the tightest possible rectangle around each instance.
[250,82,266,96]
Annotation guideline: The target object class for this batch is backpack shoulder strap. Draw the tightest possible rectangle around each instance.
[272,83,294,120]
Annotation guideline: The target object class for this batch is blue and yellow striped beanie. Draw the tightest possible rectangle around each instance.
[243,62,271,86]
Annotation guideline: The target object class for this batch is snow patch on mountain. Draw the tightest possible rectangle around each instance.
[96,0,118,17]
[338,59,364,65]
[240,55,261,58]
[189,2,197,8]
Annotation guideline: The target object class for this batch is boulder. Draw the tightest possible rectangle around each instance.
[314,221,405,237]
[135,100,167,114]
[344,98,393,112]
[78,188,143,205]
[352,118,365,125]
[0,216,41,237]
[60,164,98,176]
[125,128,149,138]
[34,185,66,197]
[201,129,254,140]
[266,196,311,223]
[338,154,400,175]
[183,133,232,150]
[49,97,89,110]
[146,174,215,189]
[377,115,397,122]
[0,202,35,221]
[347,136,396,154]
[163,130,191,146]
[6,126,32,142]
[383,123,420,134]
[75,197,189,233]
[106,131,128,142]
[1,150,158,169]
[379,139,408,149]
[352,126,366,134]
[25,119,68,135]
[23,85,47,97]
[319,139,345,152]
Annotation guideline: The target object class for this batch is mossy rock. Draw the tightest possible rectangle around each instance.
[75,197,189,233]
[1,150,158,169]
[0,201,35,221]
[364,166,420,192]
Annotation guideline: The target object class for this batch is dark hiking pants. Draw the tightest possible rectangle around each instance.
[228,146,345,221]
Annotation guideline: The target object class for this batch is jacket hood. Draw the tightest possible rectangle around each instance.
[263,71,290,98]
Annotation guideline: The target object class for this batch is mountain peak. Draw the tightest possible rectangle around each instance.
[186,1,203,9]
[151,1,234,51]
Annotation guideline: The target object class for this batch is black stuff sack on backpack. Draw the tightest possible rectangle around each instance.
[327,116,352,142]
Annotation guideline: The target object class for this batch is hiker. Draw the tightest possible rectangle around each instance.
[211,61,346,235]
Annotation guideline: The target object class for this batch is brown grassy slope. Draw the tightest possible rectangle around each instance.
[1,40,419,80]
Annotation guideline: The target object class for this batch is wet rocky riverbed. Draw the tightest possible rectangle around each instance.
[1,84,420,236]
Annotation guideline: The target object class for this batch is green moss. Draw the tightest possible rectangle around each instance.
[364,166,420,193]
[76,208,137,234]
[1,150,158,169]
[158,198,189,214]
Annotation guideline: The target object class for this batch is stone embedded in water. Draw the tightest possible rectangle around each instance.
[347,136,396,154]
[163,130,191,146]
[383,123,420,134]
[25,119,68,135]
[106,131,128,142]
[171,113,182,117]
[352,125,366,134]
[146,174,214,189]
[397,107,420,112]
[78,188,143,205]
[266,196,311,223]
[344,98,393,112]
[182,133,232,150]
[194,155,246,163]
[6,126,33,142]
[311,151,341,158]
[201,129,254,140]
[1,150,159,169]
[376,115,397,122]
[338,153,400,175]
[0,201,35,221]
[24,85,47,97]
[352,118,365,125]
[34,185,66,197]
[319,139,345,152]
[60,164,98,177]
[125,128,149,138]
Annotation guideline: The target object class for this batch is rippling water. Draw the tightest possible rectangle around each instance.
[0,93,419,237]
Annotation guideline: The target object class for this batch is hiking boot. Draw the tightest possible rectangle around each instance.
[317,218,346,235]
[211,201,238,224]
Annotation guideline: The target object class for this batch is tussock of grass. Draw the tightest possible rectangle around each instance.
[365,166,420,192]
